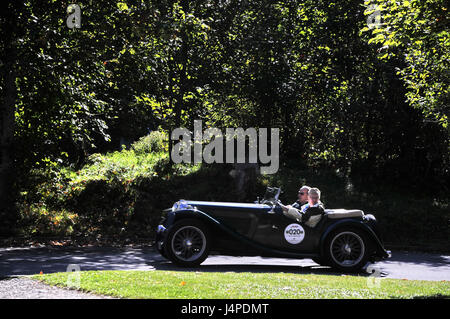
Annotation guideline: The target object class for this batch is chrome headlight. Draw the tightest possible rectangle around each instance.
[172,199,193,212]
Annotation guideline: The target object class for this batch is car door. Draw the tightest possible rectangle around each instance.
[251,206,318,252]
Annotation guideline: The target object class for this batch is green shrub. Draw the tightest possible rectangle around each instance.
[16,141,213,239]
[18,203,78,236]
[153,156,172,177]
[131,131,167,155]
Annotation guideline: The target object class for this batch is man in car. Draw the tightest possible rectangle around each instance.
[279,185,309,213]
[280,185,310,211]
[292,185,311,209]
[280,187,325,227]
[300,188,325,227]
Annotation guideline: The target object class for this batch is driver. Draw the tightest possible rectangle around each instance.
[292,185,311,209]
[280,185,310,212]
[280,188,325,227]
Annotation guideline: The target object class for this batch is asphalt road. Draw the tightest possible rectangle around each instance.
[1,246,449,281]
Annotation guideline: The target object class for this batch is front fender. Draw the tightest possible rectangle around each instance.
[319,219,390,259]
[170,208,222,226]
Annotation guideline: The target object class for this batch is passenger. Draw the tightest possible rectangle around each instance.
[300,188,325,227]
[280,187,325,227]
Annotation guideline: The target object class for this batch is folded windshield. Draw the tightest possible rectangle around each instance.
[262,187,281,204]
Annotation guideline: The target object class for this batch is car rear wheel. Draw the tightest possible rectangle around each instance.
[164,219,210,267]
[325,228,371,272]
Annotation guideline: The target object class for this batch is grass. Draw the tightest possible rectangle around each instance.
[33,270,450,299]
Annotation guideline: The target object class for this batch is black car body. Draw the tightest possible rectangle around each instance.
[156,187,391,272]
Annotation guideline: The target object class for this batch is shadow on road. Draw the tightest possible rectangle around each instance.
[1,246,448,280]
[0,246,160,276]
[380,250,450,267]
[151,258,369,278]
[0,246,369,277]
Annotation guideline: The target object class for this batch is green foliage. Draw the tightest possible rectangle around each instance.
[2,0,448,189]
[17,135,229,239]
[18,204,77,237]
[131,131,168,155]
[362,0,449,127]
[2,0,449,240]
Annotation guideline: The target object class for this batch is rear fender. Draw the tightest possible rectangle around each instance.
[319,219,389,259]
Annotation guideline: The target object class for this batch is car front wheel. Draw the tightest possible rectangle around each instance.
[325,228,371,272]
[164,219,210,267]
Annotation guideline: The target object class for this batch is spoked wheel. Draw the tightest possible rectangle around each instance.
[164,219,210,267]
[325,229,371,272]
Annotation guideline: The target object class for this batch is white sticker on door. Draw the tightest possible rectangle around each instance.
[284,223,305,244]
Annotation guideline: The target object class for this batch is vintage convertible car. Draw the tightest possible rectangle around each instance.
[155,187,391,272]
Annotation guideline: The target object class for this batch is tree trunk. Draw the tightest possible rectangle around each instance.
[0,53,17,199]
[0,6,18,234]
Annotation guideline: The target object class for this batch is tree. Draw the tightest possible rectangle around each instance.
[363,0,449,128]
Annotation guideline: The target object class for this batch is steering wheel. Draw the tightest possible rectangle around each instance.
[261,199,276,206]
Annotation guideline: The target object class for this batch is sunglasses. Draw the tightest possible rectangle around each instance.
[299,192,306,195]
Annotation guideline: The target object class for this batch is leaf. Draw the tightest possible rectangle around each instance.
[117,2,129,11]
